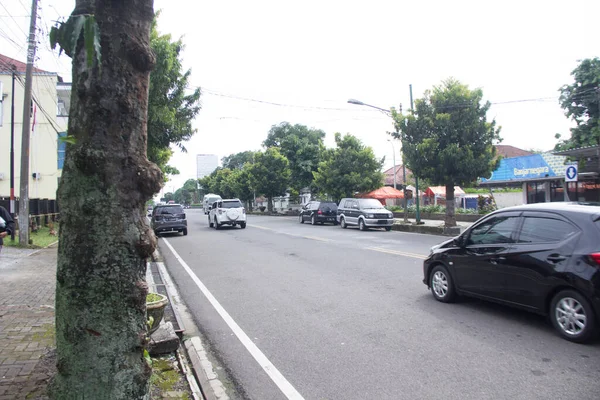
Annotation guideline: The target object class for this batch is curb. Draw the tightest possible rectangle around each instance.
[151,250,231,400]
[391,223,462,236]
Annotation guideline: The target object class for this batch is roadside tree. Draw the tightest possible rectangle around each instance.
[221,151,256,170]
[263,122,326,192]
[391,79,501,227]
[248,148,291,212]
[147,15,201,179]
[313,133,384,202]
[51,1,161,398]
[555,58,600,150]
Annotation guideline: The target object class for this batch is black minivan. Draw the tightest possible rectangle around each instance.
[299,201,338,225]
[423,202,600,342]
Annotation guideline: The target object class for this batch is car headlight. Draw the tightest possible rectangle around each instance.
[367,214,374,218]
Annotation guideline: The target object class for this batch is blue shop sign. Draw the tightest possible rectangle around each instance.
[480,153,567,183]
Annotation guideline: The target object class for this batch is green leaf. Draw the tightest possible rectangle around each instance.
[67,15,86,57]
[83,15,101,68]
[58,135,77,145]
[49,26,58,50]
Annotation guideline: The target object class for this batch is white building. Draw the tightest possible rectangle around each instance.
[0,54,63,201]
[196,154,218,179]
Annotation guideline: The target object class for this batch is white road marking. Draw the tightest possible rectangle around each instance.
[365,247,428,260]
[162,238,306,400]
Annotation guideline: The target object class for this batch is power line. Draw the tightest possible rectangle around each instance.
[0,2,29,39]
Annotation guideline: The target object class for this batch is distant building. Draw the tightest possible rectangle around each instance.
[196,154,218,179]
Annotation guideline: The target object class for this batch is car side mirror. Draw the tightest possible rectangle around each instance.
[453,235,466,248]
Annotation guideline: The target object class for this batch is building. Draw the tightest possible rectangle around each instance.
[0,54,63,201]
[553,145,600,203]
[196,154,218,179]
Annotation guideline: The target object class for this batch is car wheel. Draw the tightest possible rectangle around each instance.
[214,217,220,230]
[340,217,347,229]
[429,265,456,303]
[240,222,246,229]
[311,215,316,225]
[209,217,213,228]
[385,226,392,231]
[358,219,367,231]
[183,228,188,236]
[299,214,304,224]
[550,290,597,343]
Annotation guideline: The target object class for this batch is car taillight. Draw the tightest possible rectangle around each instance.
[590,253,600,266]
[318,210,322,215]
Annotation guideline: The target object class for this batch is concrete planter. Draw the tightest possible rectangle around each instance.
[146,293,168,335]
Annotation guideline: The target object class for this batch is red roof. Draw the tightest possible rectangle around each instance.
[425,186,465,197]
[0,53,49,73]
[383,165,413,186]
[359,186,406,200]
[494,145,533,159]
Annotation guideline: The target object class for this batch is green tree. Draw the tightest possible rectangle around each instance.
[263,122,325,192]
[391,79,501,227]
[313,133,384,202]
[52,1,162,398]
[181,178,200,204]
[555,58,600,150]
[248,148,291,212]
[231,164,256,210]
[147,16,201,179]
[221,151,256,170]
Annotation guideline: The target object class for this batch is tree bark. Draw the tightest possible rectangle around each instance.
[52,1,161,398]
[444,183,456,227]
[267,196,273,212]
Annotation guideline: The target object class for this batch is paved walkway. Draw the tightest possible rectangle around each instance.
[0,246,57,400]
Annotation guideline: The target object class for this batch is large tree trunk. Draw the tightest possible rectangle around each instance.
[52,1,161,398]
[444,183,456,227]
[267,196,273,212]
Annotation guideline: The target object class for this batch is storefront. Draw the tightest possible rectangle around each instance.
[554,145,600,203]
[479,152,570,204]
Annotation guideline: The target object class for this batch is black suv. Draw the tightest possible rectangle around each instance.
[423,202,600,343]
[337,198,394,231]
[151,204,188,236]
[299,201,338,225]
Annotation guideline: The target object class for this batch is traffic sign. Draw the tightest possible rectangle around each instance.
[565,165,578,182]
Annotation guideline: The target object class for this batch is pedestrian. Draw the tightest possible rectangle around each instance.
[0,205,15,254]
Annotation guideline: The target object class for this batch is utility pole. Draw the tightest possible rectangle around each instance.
[10,68,16,240]
[18,0,39,246]
[410,84,422,224]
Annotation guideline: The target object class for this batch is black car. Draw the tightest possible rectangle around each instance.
[151,204,187,236]
[423,202,600,342]
[299,201,338,225]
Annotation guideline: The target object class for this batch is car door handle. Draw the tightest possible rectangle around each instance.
[547,255,566,263]
[490,256,506,264]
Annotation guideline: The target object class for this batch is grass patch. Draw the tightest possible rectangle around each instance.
[4,226,58,248]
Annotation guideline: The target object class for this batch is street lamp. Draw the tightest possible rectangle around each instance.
[348,94,421,224]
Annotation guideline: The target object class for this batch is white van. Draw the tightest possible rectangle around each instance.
[202,194,222,214]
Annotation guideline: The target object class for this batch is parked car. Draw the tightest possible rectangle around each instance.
[151,203,187,236]
[423,202,600,343]
[209,199,247,229]
[337,198,394,231]
[203,194,222,214]
[299,201,338,225]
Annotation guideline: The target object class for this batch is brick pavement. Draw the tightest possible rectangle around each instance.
[0,245,57,400]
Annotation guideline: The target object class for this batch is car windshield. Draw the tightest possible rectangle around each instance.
[320,203,337,210]
[222,201,243,208]
[358,199,385,209]
[159,206,184,214]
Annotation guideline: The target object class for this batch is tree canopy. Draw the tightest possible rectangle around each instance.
[263,122,325,192]
[248,148,291,211]
[221,151,256,170]
[391,79,501,226]
[555,58,600,150]
[147,16,201,179]
[312,133,384,202]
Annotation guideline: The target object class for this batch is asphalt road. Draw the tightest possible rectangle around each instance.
[158,210,600,400]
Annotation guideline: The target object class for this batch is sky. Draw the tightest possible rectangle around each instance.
[1,0,598,193]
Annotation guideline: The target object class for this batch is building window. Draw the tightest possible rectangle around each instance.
[527,182,546,204]
[57,132,66,169]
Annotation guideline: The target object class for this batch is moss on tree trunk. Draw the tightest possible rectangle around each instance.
[51,1,162,398]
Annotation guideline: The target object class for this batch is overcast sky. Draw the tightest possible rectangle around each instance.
[1,0,598,192]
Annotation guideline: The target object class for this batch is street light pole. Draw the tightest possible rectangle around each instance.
[387,139,397,190]
[409,84,422,224]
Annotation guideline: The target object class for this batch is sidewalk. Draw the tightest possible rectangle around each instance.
[0,246,57,399]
